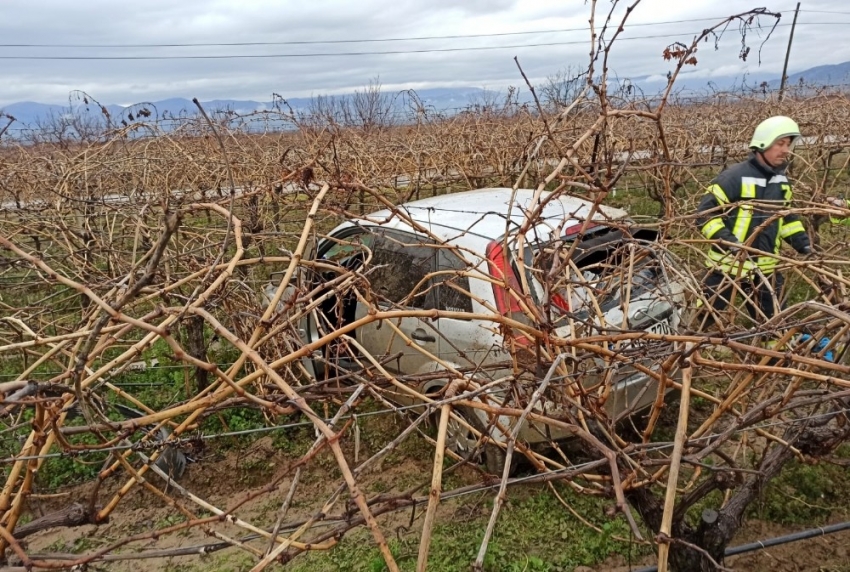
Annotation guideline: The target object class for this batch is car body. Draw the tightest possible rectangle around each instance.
[263,188,685,472]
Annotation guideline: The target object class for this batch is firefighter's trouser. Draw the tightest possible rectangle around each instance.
[700,269,785,328]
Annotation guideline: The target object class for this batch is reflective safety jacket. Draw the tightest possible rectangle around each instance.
[696,152,811,276]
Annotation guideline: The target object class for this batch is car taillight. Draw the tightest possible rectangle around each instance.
[485,240,523,315]
[563,221,599,238]
[485,240,531,346]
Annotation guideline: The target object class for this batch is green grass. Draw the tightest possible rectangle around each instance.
[749,447,850,525]
[283,484,651,572]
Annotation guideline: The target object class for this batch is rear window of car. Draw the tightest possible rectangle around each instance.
[521,224,658,316]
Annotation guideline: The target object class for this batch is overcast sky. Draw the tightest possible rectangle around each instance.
[2,0,850,106]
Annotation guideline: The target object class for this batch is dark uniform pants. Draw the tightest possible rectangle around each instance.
[699,269,785,328]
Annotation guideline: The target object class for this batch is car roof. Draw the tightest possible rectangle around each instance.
[342,187,629,252]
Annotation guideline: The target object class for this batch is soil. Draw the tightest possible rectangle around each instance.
[12,438,850,572]
[598,520,850,572]
[16,437,431,571]
[725,520,850,572]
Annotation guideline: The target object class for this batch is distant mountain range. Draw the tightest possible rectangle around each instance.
[634,60,850,93]
[767,61,850,87]
[2,61,849,133]
[0,87,502,132]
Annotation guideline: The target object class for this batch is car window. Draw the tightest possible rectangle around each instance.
[526,226,660,317]
[368,229,437,309]
[320,231,374,265]
[320,227,472,313]
[436,249,473,314]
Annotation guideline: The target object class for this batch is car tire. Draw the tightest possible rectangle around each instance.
[443,405,519,477]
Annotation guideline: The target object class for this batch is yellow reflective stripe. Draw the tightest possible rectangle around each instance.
[708,249,756,265]
[706,249,778,275]
[780,220,804,238]
[708,184,730,205]
[757,255,778,272]
[701,217,726,239]
[732,205,752,242]
[707,249,757,275]
[782,183,792,203]
[732,181,756,242]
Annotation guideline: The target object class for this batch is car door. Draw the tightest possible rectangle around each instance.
[432,247,504,376]
[352,227,442,376]
[305,226,376,377]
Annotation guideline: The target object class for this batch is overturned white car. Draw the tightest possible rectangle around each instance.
[264,188,686,473]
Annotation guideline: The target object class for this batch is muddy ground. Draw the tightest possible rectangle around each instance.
[13,435,850,572]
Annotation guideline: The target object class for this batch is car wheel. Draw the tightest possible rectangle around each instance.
[481,439,512,477]
[443,405,518,477]
[443,405,480,459]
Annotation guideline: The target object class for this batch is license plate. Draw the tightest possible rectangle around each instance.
[645,319,674,336]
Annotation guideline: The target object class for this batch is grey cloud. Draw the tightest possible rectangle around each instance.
[0,0,847,107]
[422,0,517,16]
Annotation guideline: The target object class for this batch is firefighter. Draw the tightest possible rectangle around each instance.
[694,115,813,329]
